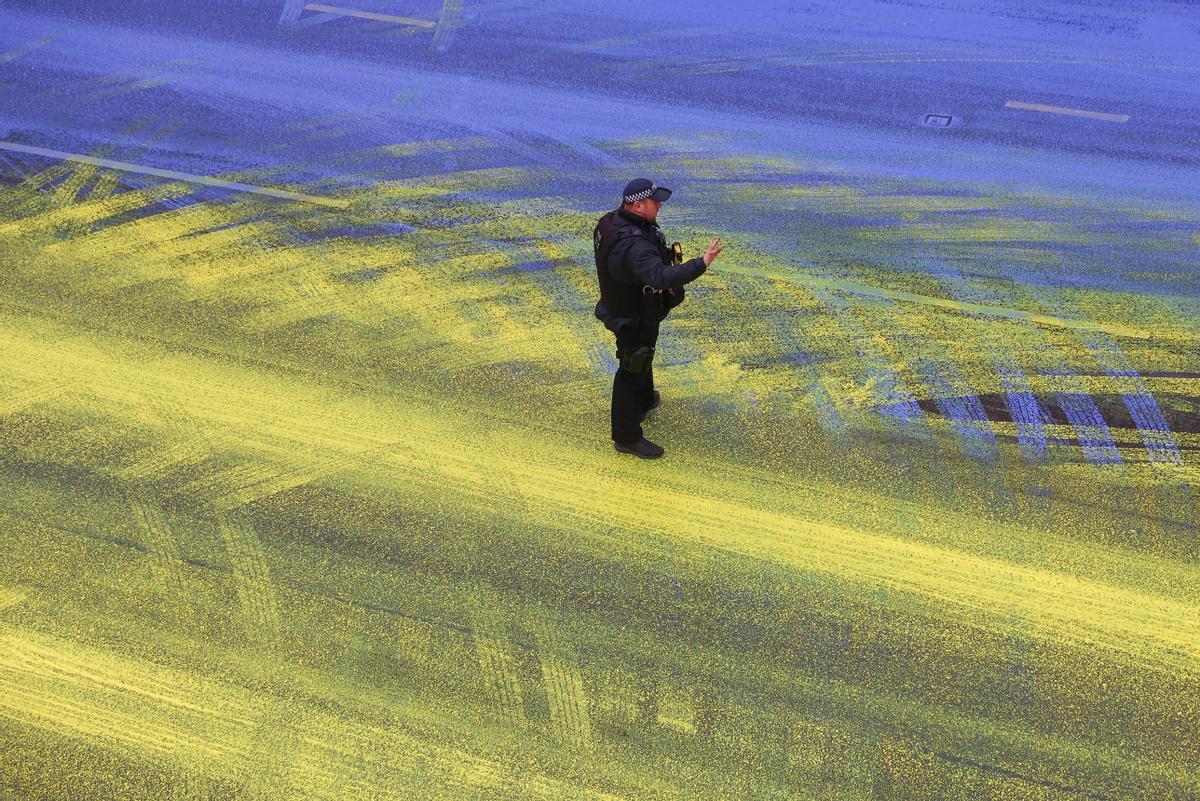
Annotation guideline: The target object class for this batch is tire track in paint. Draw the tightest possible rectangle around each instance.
[0,587,26,614]
[472,633,527,726]
[83,117,187,209]
[0,624,629,799]
[540,649,595,751]
[924,261,1056,465]
[127,492,187,591]
[216,515,282,650]
[1007,266,1183,466]
[0,116,160,217]
[0,625,259,770]
[3,310,1195,678]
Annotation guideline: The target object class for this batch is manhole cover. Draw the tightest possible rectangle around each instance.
[923,114,953,127]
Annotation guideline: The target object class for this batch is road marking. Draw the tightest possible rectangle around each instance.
[1004,100,1129,123]
[0,141,349,208]
[302,3,437,27]
[432,0,465,54]
[0,33,60,65]
[279,0,306,26]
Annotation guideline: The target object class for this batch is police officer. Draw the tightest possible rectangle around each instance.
[593,178,724,459]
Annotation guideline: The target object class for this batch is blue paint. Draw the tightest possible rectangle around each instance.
[874,400,925,425]
[915,359,999,465]
[4,0,1198,207]
[805,379,850,445]
[1000,385,1050,465]
[1055,392,1124,466]
[1119,391,1183,465]
[780,349,819,366]
[1010,263,1185,466]
[511,261,554,273]
[926,260,1049,465]
[596,345,617,374]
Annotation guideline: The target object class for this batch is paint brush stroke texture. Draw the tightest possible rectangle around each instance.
[1,1,1199,799]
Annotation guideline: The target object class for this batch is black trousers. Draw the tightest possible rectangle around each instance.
[611,318,660,443]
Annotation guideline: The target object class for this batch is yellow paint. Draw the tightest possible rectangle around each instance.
[3,142,1199,798]
[2,312,1196,670]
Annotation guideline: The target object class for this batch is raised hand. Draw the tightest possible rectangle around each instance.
[703,237,724,267]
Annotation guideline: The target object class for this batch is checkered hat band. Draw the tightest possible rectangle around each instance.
[623,185,656,204]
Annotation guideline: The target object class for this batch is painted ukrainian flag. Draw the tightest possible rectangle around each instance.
[1,6,1199,799]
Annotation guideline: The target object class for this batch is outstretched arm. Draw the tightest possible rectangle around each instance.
[617,236,707,290]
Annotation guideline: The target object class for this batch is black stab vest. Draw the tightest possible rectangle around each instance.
[593,210,670,321]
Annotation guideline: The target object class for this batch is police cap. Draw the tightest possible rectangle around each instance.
[622,178,672,205]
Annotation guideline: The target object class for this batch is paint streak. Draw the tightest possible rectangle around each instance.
[2,2,1200,799]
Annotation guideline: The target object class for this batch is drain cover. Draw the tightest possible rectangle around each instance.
[923,114,953,127]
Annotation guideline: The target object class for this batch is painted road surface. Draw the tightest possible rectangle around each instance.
[1,1,1199,799]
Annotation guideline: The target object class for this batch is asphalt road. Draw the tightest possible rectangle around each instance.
[2,3,1199,800]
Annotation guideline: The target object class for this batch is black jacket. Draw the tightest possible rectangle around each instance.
[592,207,708,333]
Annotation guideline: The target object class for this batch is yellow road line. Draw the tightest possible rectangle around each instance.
[1004,100,1130,123]
[0,141,349,209]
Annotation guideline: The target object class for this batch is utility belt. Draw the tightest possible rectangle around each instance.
[642,281,687,319]
[639,286,671,321]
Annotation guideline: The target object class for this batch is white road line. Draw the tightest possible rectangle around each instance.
[0,34,60,66]
[279,0,307,26]
[0,140,350,208]
[1004,100,1129,123]
[302,4,437,28]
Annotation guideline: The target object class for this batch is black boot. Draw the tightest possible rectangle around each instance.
[639,390,661,423]
[614,437,665,459]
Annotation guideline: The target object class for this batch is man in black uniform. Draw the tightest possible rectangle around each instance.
[593,178,724,459]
